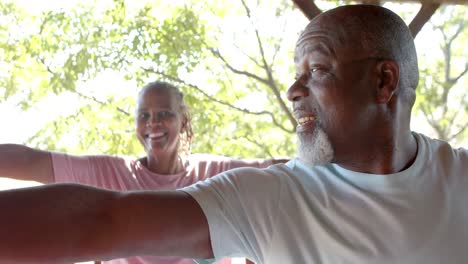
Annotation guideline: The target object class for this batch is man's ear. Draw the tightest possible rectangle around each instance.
[376,60,399,104]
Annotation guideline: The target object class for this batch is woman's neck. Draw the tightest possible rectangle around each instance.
[144,152,184,175]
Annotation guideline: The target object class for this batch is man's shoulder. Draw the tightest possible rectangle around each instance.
[414,132,467,160]
[187,162,295,192]
[283,158,334,174]
[214,162,292,179]
[236,159,336,188]
[413,133,468,180]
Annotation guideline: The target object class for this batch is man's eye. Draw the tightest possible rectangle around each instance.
[138,112,150,119]
[310,68,323,74]
[309,67,328,79]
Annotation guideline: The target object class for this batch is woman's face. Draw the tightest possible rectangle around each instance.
[135,88,186,158]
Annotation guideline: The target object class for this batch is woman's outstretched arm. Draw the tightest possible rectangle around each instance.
[0,144,54,183]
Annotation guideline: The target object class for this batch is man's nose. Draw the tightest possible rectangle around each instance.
[287,74,310,102]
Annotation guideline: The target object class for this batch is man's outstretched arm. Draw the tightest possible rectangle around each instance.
[0,183,213,263]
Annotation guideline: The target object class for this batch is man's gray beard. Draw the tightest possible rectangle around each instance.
[297,127,334,166]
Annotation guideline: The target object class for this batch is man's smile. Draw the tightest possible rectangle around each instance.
[294,109,317,133]
[298,116,316,125]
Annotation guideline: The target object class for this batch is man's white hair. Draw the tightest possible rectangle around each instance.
[297,127,334,166]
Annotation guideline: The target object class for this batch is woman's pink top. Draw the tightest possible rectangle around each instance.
[52,152,273,264]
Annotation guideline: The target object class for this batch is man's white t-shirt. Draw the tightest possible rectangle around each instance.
[183,133,468,264]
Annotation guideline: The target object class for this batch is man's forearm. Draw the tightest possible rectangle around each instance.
[0,183,213,262]
[0,183,117,263]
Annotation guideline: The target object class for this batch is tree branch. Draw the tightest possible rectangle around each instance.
[449,63,468,85]
[244,134,274,158]
[231,133,275,159]
[73,90,131,116]
[447,18,465,48]
[446,88,468,139]
[409,3,440,38]
[240,0,270,76]
[269,20,287,70]
[360,0,381,5]
[209,48,270,85]
[209,47,297,131]
[143,67,295,134]
[36,57,130,116]
[232,42,263,69]
[239,0,297,129]
[290,0,322,21]
[448,124,467,142]
[434,18,467,134]
[439,20,468,86]
[420,103,445,140]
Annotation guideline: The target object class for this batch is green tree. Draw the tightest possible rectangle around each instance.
[1,0,466,161]
[1,0,304,158]
[415,5,467,145]
[148,0,304,158]
[1,0,208,156]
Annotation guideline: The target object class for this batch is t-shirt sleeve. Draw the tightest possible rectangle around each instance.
[52,152,91,183]
[181,165,286,263]
[51,152,133,189]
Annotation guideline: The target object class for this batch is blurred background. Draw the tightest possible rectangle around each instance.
[0,0,466,192]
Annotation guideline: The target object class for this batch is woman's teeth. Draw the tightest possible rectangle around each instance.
[148,132,165,139]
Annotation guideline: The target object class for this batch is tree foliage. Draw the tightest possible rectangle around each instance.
[415,5,467,144]
[0,0,466,160]
[1,0,305,158]
[1,0,209,156]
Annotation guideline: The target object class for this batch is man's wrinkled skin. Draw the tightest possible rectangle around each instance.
[289,5,418,174]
